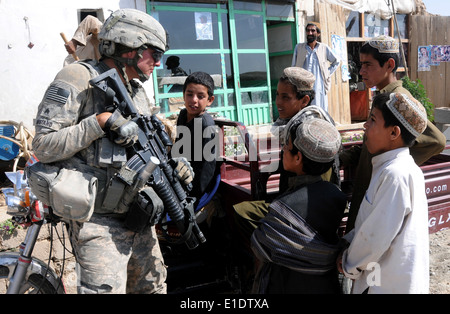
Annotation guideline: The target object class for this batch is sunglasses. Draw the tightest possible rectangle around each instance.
[150,47,164,62]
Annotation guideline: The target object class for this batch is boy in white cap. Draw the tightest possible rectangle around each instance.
[272,67,338,187]
[235,67,336,244]
[273,66,317,129]
[338,92,430,294]
[233,68,342,292]
[251,118,347,294]
[340,35,446,232]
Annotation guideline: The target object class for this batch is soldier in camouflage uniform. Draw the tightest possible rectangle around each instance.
[32,9,192,294]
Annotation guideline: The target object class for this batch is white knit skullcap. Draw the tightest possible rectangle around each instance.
[291,118,341,163]
[386,93,427,138]
[365,35,399,53]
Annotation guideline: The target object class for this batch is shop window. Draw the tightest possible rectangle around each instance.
[234,1,262,11]
[150,1,220,9]
[266,1,295,19]
[399,43,408,68]
[394,14,408,39]
[155,11,222,49]
[149,0,277,124]
[227,92,236,107]
[157,53,225,93]
[364,13,390,37]
[345,11,408,41]
[346,11,360,38]
[235,14,265,49]
[238,53,268,88]
[211,94,225,108]
[78,9,104,23]
[241,91,269,105]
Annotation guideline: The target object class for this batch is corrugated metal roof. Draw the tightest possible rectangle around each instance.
[319,0,416,19]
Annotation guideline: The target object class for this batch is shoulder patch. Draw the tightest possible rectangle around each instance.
[45,86,70,105]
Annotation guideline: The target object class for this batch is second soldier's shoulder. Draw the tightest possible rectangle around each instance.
[54,62,95,90]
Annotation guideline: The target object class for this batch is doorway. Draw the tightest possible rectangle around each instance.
[148,0,297,126]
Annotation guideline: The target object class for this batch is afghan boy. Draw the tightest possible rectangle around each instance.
[234,67,339,254]
[172,71,217,208]
[340,35,446,232]
[251,118,347,294]
[338,93,429,294]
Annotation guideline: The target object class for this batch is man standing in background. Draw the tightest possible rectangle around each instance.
[292,22,340,113]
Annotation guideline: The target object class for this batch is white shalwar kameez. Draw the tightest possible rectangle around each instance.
[342,147,429,293]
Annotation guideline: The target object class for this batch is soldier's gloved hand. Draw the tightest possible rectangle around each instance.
[171,157,194,187]
[105,110,139,147]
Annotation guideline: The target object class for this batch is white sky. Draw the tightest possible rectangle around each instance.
[422,0,450,16]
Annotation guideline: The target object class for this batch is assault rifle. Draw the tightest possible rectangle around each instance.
[89,68,205,250]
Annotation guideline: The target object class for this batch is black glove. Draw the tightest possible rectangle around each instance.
[105,110,139,147]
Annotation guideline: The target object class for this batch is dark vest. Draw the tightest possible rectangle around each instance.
[266,178,347,294]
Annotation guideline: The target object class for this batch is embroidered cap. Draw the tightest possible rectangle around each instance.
[291,118,341,163]
[386,93,427,138]
[365,35,399,53]
[282,67,315,92]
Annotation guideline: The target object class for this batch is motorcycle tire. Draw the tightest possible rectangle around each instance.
[0,252,65,294]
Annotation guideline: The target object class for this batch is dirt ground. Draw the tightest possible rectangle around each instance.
[1,192,449,293]
[429,227,450,294]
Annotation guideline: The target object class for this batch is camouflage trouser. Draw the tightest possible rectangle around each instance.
[233,200,270,244]
[68,214,167,294]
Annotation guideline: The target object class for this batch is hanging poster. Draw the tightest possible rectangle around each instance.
[195,12,213,40]
[418,46,431,72]
[331,34,350,81]
[442,46,450,62]
[429,45,450,66]
[431,45,444,64]
[430,46,441,65]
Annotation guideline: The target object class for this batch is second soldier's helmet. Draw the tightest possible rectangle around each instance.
[99,8,168,58]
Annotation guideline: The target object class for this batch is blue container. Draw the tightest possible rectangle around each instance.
[0,125,20,161]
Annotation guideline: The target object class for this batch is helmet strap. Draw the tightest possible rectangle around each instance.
[133,45,150,82]
[110,45,150,83]
[113,59,133,93]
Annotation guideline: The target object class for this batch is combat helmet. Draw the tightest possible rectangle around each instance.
[98,8,168,82]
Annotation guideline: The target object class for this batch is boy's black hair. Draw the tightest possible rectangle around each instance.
[279,76,315,105]
[360,43,400,73]
[287,121,334,175]
[371,93,416,147]
[183,71,215,98]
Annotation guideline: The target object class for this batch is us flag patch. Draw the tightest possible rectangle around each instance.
[46,86,70,104]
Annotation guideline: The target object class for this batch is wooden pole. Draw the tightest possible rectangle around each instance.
[390,0,409,78]
[60,32,79,61]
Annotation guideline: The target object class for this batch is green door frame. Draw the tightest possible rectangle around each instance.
[147,0,295,125]
[228,0,272,125]
[267,21,297,120]
[149,2,239,119]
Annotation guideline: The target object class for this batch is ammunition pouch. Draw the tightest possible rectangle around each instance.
[49,168,97,222]
[124,186,164,233]
[26,161,98,222]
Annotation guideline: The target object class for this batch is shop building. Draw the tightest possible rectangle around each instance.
[147,0,450,126]
[1,0,449,128]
